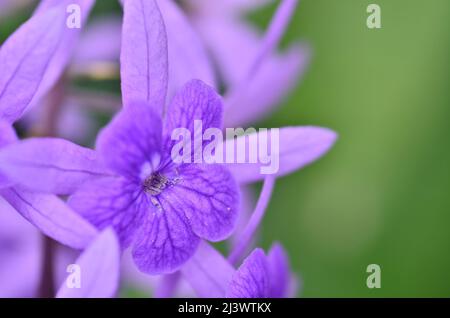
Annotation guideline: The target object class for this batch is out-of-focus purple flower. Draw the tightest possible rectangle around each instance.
[163,0,308,127]
[182,242,296,298]
[0,0,95,123]
[56,228,120,298]
[227,245,296,298]
[181,174,299,298]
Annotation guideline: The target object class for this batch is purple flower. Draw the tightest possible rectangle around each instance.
[227,244,296,298]
[169,0,308,127]
[0,0,339,299]
[0,0,95,123]
[0,1,233,277]
[69,79,239,274]
[182,242,296,298]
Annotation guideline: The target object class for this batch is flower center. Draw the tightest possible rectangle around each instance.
[143,172,169,196]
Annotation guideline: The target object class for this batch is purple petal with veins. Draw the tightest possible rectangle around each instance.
[70,80,238,274]
[160,163,239,242]
[68,176,146,249]
[267,243,292,297]
[31,0,95,106]
[96,100,163,180]
[0,1,94,123]
[121,0,168,112]
[0,7,65,123]
[0,138,111,195]
[163,79,223,162]
[131,190,201,274]
[224,127,337,184]
[226,248,270,298]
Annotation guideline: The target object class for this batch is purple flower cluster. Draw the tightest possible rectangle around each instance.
[0,0,336,298]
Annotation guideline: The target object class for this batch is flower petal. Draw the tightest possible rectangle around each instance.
[229,185,256,249]
[0,120,17,188]
[0,138,110,195]
[0,120,17,147]
[0,196,41,297]
[131,195,201,275]
[181,242,235,298]
[121,0,168,112]
[165,79,223,132]
[96,101,163,180]
[228,176,275,265]
[0,187,98,249]
[267,243,291,298]
[224,127,337,183]
[162,164,239,241]
[194,6,307,127]
[31,0,95,104]
[226,248,270,298]
[158,0,216,100]
[223,0,305,126]
[68,177,145,249]
[0,7,62,122]
[0,1,94,123]
[224,44,309,126]
[163,79,223,162]
[193,17,261,87]
[56,228,120,298]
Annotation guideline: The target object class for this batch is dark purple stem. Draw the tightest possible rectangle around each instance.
[38,236,55,298]
[36,76,66,298]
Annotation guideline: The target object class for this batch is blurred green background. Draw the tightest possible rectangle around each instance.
[257,0,450,297]
[2,0,450,297]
